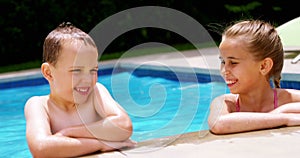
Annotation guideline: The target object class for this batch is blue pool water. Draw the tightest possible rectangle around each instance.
[0,67,299,157]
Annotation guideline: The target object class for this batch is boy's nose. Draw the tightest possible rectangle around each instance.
[82,73,93,82]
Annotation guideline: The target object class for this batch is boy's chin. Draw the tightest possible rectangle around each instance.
[73,97,90,106]
[73,92,92,104]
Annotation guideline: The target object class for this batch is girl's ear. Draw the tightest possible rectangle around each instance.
[260,57,273,75]
[41,63,53,81]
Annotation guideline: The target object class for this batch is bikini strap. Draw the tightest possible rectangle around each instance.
[236,96,240,112]
[273,89,278,109]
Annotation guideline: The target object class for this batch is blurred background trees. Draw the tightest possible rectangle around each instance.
[0,0,299,67]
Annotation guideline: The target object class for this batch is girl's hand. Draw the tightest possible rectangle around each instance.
[285,113,300,126]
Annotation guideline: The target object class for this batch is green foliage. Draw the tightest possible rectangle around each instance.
[0,60,41,73]
[0,0,299,69]
[224,1,262,13]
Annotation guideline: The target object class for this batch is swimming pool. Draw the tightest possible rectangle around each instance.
[0,66,299,157]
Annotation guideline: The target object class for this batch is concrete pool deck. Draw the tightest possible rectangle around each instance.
[1,47,300,158]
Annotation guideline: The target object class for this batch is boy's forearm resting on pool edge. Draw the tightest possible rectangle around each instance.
[209,112,300,134]
[28,135,128,158]
[56,115,133,141]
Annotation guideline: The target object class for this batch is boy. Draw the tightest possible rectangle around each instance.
[24,22,135,157]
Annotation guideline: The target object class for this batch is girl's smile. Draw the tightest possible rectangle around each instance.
[219,37,263,94]
[225,78,238,87]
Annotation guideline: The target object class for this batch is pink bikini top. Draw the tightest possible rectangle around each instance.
[236,89,278,112]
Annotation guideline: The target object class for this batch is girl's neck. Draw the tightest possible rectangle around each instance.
[238,84,274,112]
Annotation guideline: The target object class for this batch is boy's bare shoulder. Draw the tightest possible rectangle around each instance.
[24,95,50,120]
[25,95,49,109]
[95,82,106,90]
[95,82,111,95]
[26,95,49,104]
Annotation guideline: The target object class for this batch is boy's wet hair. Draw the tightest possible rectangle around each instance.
[58,22,74,28]
[43,22,97,66]
[222,20,284,88]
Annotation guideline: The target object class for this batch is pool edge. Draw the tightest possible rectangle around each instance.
[80,126,300,158]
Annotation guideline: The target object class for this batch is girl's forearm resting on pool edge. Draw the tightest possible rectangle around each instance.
[209,112,299,134]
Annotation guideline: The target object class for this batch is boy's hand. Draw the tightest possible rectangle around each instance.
[53,129,136,152]
[54,128,69,137]
[99,139,137,152]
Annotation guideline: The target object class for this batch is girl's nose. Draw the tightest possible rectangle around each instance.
[221,66,230,76]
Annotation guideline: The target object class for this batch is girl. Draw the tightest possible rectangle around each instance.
[208,20,300,134]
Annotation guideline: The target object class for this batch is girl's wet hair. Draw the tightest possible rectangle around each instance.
[222,20,284,88]
[43,22,97,66]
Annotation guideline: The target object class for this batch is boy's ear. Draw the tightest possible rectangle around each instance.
[41,63,53,81]
[260,57,273,75]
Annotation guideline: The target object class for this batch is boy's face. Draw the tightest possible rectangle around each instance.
[50,40,98,105]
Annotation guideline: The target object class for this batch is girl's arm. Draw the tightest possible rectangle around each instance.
[208,95,290,134]
[209,112,289,134]
[271,102,300,114]
[272,89,300,113]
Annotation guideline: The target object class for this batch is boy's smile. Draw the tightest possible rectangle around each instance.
[50,40,98,106]
[74,87,90,95]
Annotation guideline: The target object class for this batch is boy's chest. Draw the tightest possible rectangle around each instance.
[48,105,101,134]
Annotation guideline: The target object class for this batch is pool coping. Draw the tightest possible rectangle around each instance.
[1,47,299,84]
[80,126,300,158]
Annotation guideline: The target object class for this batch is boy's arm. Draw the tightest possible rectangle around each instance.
[56,83,133,141]
[208,95,290,134]
[92,82,133,141]
[24,96,133,157]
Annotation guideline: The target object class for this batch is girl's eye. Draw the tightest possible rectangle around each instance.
[219,60,238,65]
[220,59,225,64]
[230,61,238,65]
[219,57,225,64]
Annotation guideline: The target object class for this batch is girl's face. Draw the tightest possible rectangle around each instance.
[50,40,98,105]
[219,37,264,94]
